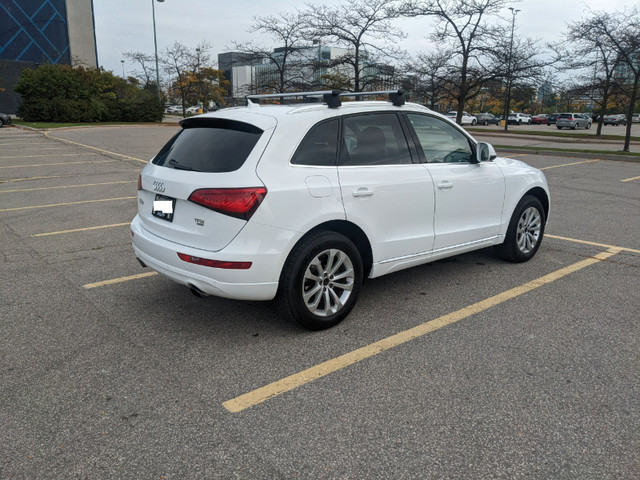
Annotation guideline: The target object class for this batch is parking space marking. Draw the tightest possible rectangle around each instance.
[83,272,158,289]
[222,248,621,413]
[546,234,640,254]
[0,160,115,169]
[0,196,136,212]
[621,175,640,183]
[45,134,148,163]
[3,171,141,183]
[0,153,87,160]
[33,222,131,237]
[0,180,135,193]
[539,159,601,170]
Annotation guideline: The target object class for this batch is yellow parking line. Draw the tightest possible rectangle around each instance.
[540,159,601,170]
[46,134,148,163]
[546,234,640,254]
[621,175,640,183]
[0,196,136,212]
[3,171,141,183]
[83,272,158,289]
[33,222,131,237]
[0,153,87,160]
[222,248,621,413]
[0,160,115,169]
[0,180,135,193]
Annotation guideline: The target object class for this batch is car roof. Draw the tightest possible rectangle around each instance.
[192,100,434,130]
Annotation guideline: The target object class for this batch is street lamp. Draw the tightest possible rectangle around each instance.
[121,59,125,78]
[152,0,164,98]
[503,7,521,131]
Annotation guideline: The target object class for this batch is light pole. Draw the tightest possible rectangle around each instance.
[503,7,520,131]
[152,0,164,99]
[121,59,125,78]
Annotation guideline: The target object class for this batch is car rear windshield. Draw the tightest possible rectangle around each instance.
[152,118,263,173]
[559,114,572,119]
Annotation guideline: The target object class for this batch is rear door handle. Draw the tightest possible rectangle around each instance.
[352,187,374,197]
[437,181,453,190]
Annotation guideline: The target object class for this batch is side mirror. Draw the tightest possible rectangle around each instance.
[476,142,497,162]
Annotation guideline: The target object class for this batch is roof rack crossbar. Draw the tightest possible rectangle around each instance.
[245,89,406,108]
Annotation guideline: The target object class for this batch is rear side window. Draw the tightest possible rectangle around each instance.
[153,118,263,173]
[341,113,413,166]
[291,119,339,166]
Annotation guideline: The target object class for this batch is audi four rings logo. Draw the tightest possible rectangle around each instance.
[153,181,166,193]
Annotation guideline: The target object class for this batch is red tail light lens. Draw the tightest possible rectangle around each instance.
[188,187,267,220]
[177,253,252,269]
[137,174,142,190]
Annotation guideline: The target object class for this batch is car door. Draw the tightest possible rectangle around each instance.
[337,112,436,263]
[404,113,506,251]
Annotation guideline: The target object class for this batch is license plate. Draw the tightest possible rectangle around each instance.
[152,194,176,222]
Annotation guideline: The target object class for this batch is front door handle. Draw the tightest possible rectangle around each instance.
[437,181,453,190]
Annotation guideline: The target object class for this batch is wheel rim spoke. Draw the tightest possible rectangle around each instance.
[302,248,355,317]
[516,207,542,254]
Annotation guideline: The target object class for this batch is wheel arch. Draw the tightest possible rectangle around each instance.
[524,186,550,220]
[294,220,374,278]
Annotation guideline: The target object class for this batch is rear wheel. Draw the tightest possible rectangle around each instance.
[495,195,545,263]
[276,231,363,330]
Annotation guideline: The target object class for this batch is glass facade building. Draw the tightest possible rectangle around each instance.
[0,0,71,64]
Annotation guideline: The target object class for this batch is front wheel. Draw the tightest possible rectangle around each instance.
[276,231,363,330]
[495,195,545,263]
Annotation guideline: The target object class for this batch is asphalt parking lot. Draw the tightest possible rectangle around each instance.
[1,124,639,479]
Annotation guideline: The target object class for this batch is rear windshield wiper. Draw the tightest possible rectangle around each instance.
[167,158,195,171]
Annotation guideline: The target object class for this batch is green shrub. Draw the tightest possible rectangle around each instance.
[15,64,163,122]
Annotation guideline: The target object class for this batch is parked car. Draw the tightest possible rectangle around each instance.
[131,90,549,330]
[531,114,548,125]
[0,112,11,127]
[446,111,478,125]
[603,114,626,126]
[547,113,560,125]
[556,113,591,130]
[165,105,181,114]
[632,113,639,123]
[186,106,201,114]
[508,113,531,125]
[474,112,500,126]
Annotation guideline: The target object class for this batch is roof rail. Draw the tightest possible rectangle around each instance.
[246,90,406,109]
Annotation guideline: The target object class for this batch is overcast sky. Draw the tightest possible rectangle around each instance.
[93,0,635,77]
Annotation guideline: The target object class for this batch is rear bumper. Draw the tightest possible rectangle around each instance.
[131,215,294,300]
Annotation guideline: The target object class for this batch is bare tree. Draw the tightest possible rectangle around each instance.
[123,51,157,90]
[231,11,310,94]
[403,50,452,110]
[589,8,640,152]
[162,41,212,116]
[398,0,515,124]
[556,16,625,136]
[306,0,405,93]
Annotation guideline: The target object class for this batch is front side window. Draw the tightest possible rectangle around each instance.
[406,114,474,163]
[340,113,413,166]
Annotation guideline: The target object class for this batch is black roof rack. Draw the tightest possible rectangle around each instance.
[246,90,406,109]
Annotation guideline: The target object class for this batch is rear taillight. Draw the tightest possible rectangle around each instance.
[137,174,142,190]
[188,187,267,220]
[177,253,252,269]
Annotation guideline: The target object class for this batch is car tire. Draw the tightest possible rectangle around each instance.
[495,195,545,263]
[587,122,592,129]
[557,126,562,129]
[276,230,363,330]
[483,120,489,126]
[572,123,578,130]
[0,119,4,127]
[471,119,477,126]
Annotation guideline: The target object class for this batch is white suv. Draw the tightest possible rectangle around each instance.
[131,90,550,330]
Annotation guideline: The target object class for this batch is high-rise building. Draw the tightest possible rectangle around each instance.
[0,0,97,113]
